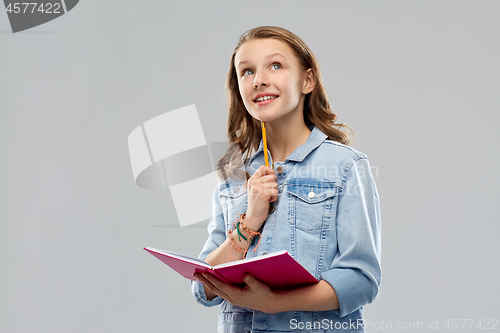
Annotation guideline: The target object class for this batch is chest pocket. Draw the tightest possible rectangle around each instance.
[286,182,338,231]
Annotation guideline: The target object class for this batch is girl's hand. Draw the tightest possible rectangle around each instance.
[193,272,278,313]
[245,165,278,230]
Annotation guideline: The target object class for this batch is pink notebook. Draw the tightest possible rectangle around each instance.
[144,247,319,290]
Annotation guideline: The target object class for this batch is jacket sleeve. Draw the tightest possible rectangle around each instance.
[320,156,382,317]
[191,182,226,307]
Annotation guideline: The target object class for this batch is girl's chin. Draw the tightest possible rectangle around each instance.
[247,113,272,123]
[253,116,276,124]
[249,110,279,123]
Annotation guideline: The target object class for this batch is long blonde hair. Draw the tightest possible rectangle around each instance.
[217,26,353,182]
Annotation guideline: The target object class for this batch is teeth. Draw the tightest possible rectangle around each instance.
[256,95,277,102]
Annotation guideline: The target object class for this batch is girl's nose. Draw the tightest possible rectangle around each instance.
[253,71,269,89]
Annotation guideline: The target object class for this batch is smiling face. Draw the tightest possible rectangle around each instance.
[234,38,314,125]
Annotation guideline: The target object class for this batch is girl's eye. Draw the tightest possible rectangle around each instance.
[243,69,254,76]
[270,63,281,70]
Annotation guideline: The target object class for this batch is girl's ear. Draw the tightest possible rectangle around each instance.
[302,68,315,95]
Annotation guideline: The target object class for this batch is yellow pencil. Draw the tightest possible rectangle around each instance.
[261,121,269,167]
[262,121,275,214]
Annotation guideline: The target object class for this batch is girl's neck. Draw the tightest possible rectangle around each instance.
[264,120,311,163]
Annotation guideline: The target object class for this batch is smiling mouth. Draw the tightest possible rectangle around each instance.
[254,95,278,103]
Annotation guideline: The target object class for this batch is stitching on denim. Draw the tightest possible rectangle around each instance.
[340,155,366,191]
[294,135,327,162]
[286,182,338,187]
[287,185,338,204]
[323,139,367,159]
[288,194,296,258]
[220,195,229,232]
[315,195,332,278]
[287,186,337,232]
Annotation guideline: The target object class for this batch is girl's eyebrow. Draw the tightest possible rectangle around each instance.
[236,52,286,69]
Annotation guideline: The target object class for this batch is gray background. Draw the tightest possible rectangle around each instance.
[1,1,499,332]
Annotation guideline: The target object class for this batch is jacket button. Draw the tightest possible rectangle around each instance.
[276,166,283,174]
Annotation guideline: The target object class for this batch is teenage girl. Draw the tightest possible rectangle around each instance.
[192,26,381,333]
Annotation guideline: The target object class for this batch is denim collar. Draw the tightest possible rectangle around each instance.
[247,125,328,165]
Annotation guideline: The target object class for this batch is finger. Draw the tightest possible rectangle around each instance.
[252,165,275,178]
[194,272,222,293]
[251,180,277,192]
[244,274,256,286]
[251,165,267,178]
[193,272,205,282]
[252,175,277,188]
[261,180,278,188]
[201,273,237,300]
[194,273,232,300]
[268,189,279,202]
[243,274,267,291]
[262,174,278,182]
[194,272,218,292]
[263,166,276,176]
[250,187,277,202]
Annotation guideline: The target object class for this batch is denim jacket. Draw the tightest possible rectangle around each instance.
[191,125,381,333]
